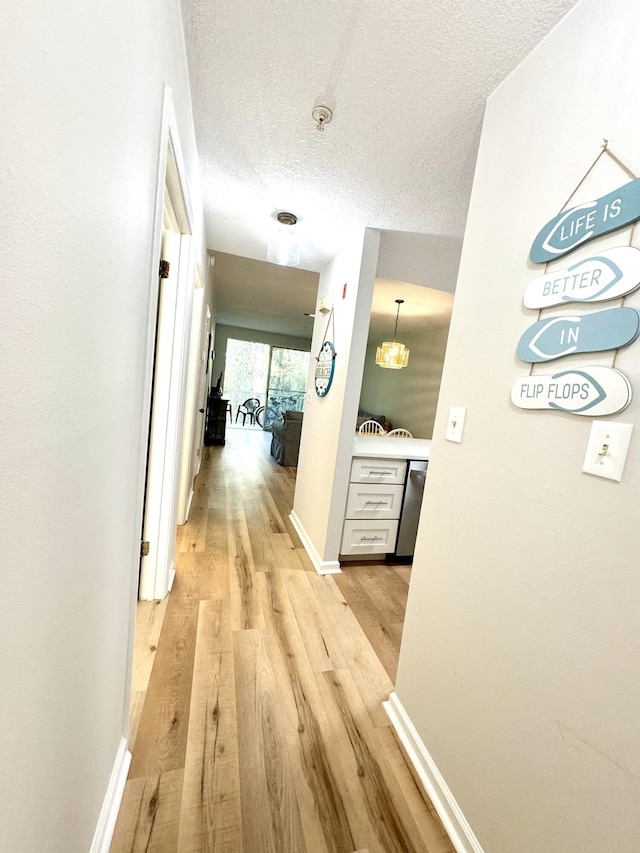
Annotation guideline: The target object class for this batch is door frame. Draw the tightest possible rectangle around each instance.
[134,84,195,604]
[191,302,211,478]
[177,270,209,523]
[122,86,198,749]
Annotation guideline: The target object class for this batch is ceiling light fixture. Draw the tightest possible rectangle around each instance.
[375,299,410,369]
[312,104,333,131]
[267,211,300,266]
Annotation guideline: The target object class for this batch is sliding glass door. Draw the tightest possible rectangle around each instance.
[261,347,310,428]
[223,340,310,430]
[223,339,270,424]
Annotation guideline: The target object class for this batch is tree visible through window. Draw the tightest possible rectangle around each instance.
[223,340,310,430]
[262,346,310,428]
[224,339,270,423]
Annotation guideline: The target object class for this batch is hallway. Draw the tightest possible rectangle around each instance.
[112,427,454,852]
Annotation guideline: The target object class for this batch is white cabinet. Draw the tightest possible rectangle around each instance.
[341,519,400,555]
[344,482,404,519]
[349,457,406,484]
[340,457,407,556]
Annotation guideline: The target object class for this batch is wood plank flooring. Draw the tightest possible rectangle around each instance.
[112,426,454,853]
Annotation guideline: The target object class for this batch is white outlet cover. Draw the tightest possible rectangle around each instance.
[582,421,633,482]
[446,406,466,443]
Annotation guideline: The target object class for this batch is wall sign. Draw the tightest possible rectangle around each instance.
[511,367,631,416]
[314,340,336,397]
[530,177,640,263]
[523,246,640,309]
[516,307,640,363]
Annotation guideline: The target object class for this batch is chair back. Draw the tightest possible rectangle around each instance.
[358,419,385,435]
[242,397,260,412]
[387,428,413,438]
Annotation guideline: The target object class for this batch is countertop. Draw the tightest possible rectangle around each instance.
[352,435,432,460]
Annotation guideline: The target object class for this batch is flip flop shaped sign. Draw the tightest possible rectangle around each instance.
[523,247,640,309]
[511,367,631,416]
[530,177,640,263]
[517,307,640,363]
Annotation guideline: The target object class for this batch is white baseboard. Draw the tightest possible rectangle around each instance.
[289,510,341,574]
[185,486,194,521]
[90,737,131,853]
[383,692,485,853]
[167,563,176,591]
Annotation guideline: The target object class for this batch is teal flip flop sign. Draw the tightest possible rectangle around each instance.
[530,178,640,263]
[523,247,640,309]
[517,307,640,363]
[511,367,631,416]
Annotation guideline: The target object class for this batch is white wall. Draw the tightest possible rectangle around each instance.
[0,0,208,849]
[377,231,462,294]
[395,3,640,852]
[293,229,380,569]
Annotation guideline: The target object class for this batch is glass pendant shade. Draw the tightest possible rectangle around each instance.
[375,298,410,369]
[375,340,410,369]
[267,212,300,266]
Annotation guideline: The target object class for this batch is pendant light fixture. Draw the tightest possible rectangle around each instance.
[267,211,300,266]
[375,299,410,369]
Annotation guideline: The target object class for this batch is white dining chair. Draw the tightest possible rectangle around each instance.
[386,428,413,438]
[358,419,385,435]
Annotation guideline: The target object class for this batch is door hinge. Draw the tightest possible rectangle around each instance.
[159,259,170,279]
[141,540,150,557]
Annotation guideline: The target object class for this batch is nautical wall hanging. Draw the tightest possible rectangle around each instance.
[523,246,640,309]
[513,142,638,416]
[511,367,632,416]
[516,307,640,363]
[530,176,640,263]
[314,306,337,397]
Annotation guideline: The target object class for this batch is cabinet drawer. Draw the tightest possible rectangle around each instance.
[340,519,399,556]
[345,483,404,519]
[350,457,407,484]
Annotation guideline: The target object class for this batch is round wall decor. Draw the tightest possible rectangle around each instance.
[314,340,336,397]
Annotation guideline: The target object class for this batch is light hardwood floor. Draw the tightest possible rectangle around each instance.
[112,427,453,853]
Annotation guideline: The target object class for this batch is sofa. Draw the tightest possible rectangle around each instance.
[270,410,304,466]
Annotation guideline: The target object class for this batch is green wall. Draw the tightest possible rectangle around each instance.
[360,319,451,439]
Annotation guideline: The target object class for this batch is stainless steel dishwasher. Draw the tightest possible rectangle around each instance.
[395,460,428,557]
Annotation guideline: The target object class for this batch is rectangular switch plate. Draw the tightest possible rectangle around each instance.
[582,421,633,482]
[446,406,466,443]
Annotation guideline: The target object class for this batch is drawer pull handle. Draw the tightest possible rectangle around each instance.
[367,469,393,476]
[359,535,383,542]
[364,500,387,507]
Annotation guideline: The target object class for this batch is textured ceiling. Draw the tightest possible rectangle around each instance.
[181,0,578,333]
[211,252,320,338]
[370,279,454,340]
[211,251,453,340]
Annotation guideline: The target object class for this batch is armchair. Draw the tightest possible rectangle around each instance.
[270,410,303,466]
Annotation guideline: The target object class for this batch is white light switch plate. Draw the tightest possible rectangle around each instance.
[582,421,633,482]
[446,406,466,443]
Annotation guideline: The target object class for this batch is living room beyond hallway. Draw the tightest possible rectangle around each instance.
[112,425,453,852]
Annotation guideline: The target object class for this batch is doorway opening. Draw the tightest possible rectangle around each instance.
[124,87,199,753]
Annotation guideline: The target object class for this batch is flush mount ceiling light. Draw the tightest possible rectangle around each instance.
[375,299,410,369]
[267,211,300,266]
